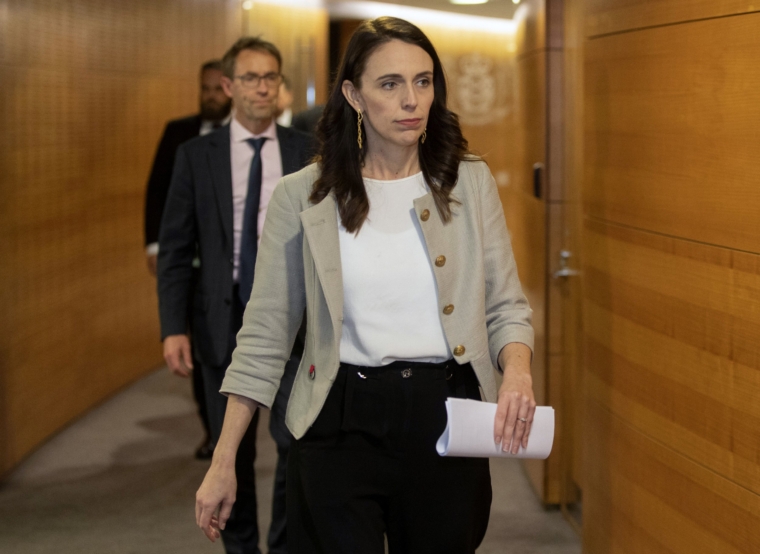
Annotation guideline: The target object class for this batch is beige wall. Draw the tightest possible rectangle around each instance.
[579,0,760,551]
[0,0,241,477]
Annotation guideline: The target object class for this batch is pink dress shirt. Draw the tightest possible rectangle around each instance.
[229,117,283,282]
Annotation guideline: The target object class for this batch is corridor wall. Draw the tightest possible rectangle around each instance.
[0,0,241,477]
[243,1,329,113]
[580,1,760,551]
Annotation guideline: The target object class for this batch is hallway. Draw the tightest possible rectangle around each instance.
[0,369,581,554]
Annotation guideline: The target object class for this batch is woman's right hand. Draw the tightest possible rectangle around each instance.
[195,460,237,542]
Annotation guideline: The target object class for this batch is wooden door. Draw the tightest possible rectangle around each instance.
[511,0,584,507]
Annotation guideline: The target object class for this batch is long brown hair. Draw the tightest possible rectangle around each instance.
[310,17,472,233]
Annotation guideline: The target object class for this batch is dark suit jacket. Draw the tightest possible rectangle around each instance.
[157,124,314,368]
[291,105,324,137]
[144,114,203,246]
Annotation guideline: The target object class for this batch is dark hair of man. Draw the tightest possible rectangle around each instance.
[200,59,223,75]
[221,36,282,79]
[310,17,471,233]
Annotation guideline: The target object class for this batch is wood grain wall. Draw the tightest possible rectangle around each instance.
[243,1,329,113]
[562,0,589,497]
[0,0,241,477]
[581,1,760,550]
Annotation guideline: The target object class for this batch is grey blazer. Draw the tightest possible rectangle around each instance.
[221,160,534,439]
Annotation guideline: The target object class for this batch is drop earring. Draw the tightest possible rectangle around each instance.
[421,128,427,144]
[357,110,363,150]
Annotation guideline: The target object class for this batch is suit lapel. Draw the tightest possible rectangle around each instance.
[277,125,300,176]
[299,194,343,326]
[207,126,233,249]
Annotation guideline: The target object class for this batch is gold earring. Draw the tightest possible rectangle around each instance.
[357,110,363,150]
[421,128,427,144]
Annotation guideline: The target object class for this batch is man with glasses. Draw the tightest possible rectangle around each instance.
[158,37,313,554]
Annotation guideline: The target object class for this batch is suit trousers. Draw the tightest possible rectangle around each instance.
[201,292,261,554]
[189,268,211,441]
[202,289,296,554]
[267,354,298,554]
[287,360,492,554]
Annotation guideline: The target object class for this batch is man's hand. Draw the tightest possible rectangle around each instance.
[164,334,193,377]
[147,254,158,277]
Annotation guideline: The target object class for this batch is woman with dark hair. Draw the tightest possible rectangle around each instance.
[196,16,535,553]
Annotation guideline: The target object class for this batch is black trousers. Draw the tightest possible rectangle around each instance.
[191,351,211,440]
[203,363,261,554]
[188,268,211,442]
[201,290,296,554]
[287,360,492,554]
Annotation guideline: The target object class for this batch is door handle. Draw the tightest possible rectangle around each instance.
[552,250,580,279]
[553,267,581,278]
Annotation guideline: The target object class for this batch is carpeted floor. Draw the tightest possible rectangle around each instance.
[0,369,581,554]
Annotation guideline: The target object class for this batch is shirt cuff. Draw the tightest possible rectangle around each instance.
[145,242,159,256]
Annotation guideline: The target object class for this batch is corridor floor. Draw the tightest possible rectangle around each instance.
[0,369,582,554]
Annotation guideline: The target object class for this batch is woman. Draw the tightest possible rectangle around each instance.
[196,17,536,553]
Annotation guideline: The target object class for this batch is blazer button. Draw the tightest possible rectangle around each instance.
[224,298,231,306]
[453,345,465,357]
[420,209,430,222]
[443,304,454,315]
[435,255,446,267]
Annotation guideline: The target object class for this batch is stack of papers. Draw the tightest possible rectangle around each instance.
[436,398,555,459]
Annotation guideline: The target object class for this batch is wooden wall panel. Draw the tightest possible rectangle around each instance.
[0,0,241,476]
[506,48,547,376]
[585,0,758,37]
[510,0,558,502]
[581,0,760,550]
[515,0,547,58]
[563,0,587,490]
[584,221,760,495]
[585,401,760,554]
[244,2,329,113]
[584,14,760,253]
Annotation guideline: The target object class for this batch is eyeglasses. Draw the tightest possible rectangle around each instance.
[234,72,282,89]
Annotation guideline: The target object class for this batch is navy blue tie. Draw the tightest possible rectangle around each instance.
[238,137,267,305]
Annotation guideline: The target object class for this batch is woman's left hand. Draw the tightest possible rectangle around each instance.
[494,343,536,454]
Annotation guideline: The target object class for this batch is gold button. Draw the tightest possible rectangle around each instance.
[420,209,430,222]
[443,304,454,315]
[453,345,465,356]
[435,255,446,267]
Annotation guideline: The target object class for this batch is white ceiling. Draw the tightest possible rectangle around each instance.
[325,0,519,21]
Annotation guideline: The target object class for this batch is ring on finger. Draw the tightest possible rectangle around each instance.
[517,417,527,423]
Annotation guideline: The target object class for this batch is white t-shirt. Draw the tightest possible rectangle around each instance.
[338,172,452,366]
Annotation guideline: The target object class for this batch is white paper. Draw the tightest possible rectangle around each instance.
[436,398,554,459]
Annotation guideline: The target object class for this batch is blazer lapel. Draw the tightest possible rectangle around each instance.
[299,195,343,326]
[277,125,300,176]
[207,125,233,248]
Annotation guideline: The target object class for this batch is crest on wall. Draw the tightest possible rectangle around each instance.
[443,53,513,126]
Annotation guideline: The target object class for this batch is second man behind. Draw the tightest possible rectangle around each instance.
[158,37,313,554]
